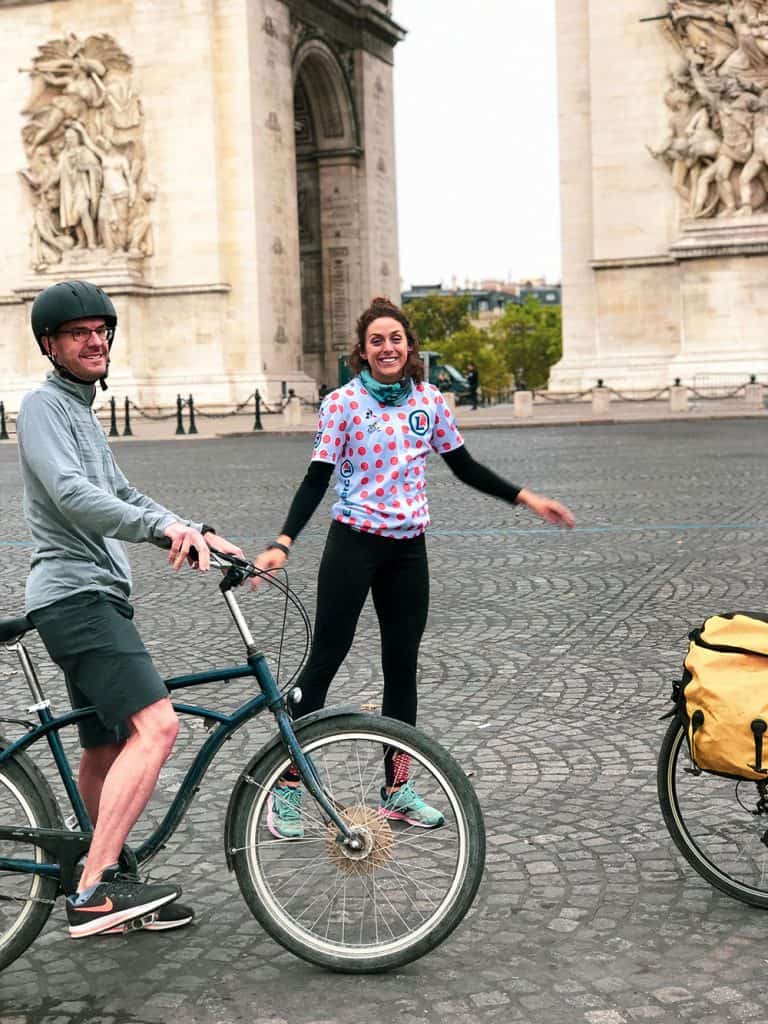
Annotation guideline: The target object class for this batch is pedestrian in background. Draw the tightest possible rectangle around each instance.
[466,362,479,409]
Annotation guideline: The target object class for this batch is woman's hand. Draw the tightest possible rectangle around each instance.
[252,536,292,589]
[516,488,575,528]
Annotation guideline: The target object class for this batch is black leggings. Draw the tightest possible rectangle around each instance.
[291,521,430,785]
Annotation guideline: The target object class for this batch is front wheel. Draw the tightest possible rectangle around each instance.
[230,713,485,972]
[0,754,60,971]
[658,717,768,907]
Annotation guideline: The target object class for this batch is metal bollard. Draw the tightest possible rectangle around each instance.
[108,396,119,437]
[253,389,263,431]
[175,394,186,435]
[0,402,8,441]
[123,397,133,437]
[187,394,198,435]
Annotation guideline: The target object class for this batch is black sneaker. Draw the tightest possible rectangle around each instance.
[67,865,181,939]
[101,900,195,935]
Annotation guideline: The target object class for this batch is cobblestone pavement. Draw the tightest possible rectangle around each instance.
[1,422,768,1024]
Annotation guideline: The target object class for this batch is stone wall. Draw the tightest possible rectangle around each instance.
[0,0,404,411]
[552,0,768,390]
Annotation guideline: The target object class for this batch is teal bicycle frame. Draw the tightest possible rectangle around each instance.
[0,557,357,894]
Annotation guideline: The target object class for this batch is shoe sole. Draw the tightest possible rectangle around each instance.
[266,794,304,840]
[69,890,180,939]
[379,807,445,829]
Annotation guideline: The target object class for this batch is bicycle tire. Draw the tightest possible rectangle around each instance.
[230,713,485,972]
[658,716,768,907]
[0,750,60,971]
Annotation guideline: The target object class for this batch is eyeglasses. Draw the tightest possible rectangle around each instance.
[54,325,114,343]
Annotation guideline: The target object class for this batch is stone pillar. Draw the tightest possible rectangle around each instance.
[514,390,533,418]
[669,382,689,413]
[592,384,610,416]
[745,381,764,408]
[281,393,302,427]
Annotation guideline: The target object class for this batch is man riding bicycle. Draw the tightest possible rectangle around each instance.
[16,280,243,938]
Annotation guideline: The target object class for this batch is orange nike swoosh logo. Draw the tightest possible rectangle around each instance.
[76,897,114,913]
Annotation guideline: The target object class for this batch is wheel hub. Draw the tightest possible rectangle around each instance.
[326,804,393,876]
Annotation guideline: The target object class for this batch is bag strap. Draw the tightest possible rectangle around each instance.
[690,628,768,660]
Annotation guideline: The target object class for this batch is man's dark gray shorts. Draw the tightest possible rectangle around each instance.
[29,591,168,749]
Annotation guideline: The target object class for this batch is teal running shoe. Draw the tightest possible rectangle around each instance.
[267,784,304,839]
[379,780,445,828]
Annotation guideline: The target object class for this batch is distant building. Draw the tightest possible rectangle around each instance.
[401,281,561,327]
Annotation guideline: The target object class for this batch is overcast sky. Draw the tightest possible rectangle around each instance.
[392,1,561,290]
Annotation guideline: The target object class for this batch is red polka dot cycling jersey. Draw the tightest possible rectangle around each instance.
[311,376,464,538]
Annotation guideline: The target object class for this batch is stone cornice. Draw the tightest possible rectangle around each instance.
[281,0,406,61]
[8,283,231,302]
[591,255,676,270]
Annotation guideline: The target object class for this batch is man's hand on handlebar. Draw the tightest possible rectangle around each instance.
[162,523,244,572]
[203,532,246,562]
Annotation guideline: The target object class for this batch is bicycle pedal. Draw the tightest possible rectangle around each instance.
[121,911,158,934]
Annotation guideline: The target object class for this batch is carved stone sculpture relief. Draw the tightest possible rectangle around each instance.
[650,1,768,217]
[18,33,155,270]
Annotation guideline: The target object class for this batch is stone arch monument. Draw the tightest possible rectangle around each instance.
[0,0,404,410]
[551,0,768,391]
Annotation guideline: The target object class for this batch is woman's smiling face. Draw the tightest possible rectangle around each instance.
[362,317,410,383]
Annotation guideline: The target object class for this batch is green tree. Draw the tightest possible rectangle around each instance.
[437,326,508,397]
[490,297,562,390]
[402,293,472,346]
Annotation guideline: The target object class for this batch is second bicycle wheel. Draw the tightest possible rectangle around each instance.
[658,717,768,907]
[0,750,60,972]
[230,713,485,972]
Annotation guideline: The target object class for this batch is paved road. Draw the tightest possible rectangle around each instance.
[1,422,768,1024]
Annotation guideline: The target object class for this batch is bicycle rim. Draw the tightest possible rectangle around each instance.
[660,719,768,905]
[241,727,475,964]
[0,766,53,954]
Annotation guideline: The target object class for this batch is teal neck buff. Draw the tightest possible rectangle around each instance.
[359,367,412,406]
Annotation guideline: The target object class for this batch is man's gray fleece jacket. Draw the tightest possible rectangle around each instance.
[17,372,197,615]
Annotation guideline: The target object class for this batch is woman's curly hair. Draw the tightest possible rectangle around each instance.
[349,296,424,382]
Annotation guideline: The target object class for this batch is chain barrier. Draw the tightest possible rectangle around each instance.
[532,388,593,403]
[4,376,766,442]
[123,399,177,421]
[603,386,670,402]
[193,390,258,419]
[688,384,748,400]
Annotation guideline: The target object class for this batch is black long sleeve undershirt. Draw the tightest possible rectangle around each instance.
[281,461,334,539]
[440,445,522,505]
[280,445,521,542]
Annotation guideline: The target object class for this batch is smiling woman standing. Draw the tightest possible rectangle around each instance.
[255,296,575,839]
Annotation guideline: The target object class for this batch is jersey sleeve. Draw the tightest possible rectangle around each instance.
[430,391,464,454]
[310,391,348,465]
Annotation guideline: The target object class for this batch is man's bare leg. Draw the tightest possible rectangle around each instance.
[78,698,178,891]
[78,742,124,824]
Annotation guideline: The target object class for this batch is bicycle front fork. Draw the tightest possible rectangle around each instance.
[274,705,367,850]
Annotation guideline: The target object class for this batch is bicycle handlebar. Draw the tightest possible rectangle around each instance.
[156,536,258,577]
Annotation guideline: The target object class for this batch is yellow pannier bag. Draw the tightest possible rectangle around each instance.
[682,613,768,781]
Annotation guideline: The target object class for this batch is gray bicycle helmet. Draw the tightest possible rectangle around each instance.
[31,280,117,354]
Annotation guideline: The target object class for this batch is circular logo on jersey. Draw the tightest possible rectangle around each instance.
[339,459,354,478]
[409,409,430,436]
[313,430,322,449]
